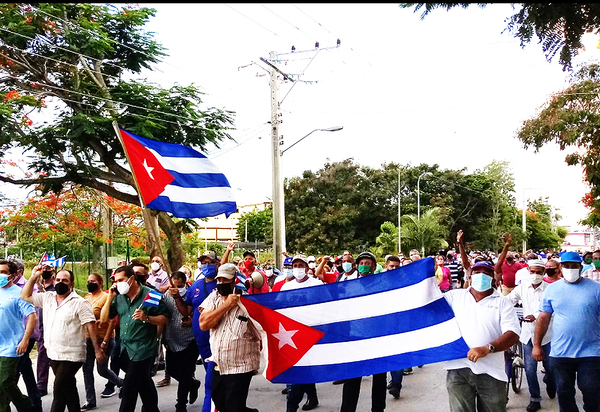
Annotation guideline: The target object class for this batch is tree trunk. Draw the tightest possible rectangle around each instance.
[156,211,184,274]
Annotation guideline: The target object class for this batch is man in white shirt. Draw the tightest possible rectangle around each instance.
[507,259,555,412]
[444,260,520,412]
[148,255,170,293]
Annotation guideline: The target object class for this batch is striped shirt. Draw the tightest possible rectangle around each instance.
[163,290,195,352]
[582,268,600,283]
[200,290,261,375]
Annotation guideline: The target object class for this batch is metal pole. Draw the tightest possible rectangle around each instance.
[398,170,401,255]
[522,189,527,254]
[417,172,429,257]
[270,50,285,269]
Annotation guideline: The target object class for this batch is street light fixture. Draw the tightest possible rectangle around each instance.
[272,126,344,269]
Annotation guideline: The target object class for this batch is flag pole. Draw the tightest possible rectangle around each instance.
[112,121,146,208]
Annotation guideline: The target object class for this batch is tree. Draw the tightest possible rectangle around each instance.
[0,4,234,271]
[373,221,399,257]
[399,208,448,256]
[236,206,273,244]
[517,63,600,226]
[401,3,600,70]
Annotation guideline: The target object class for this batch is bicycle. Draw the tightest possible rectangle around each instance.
[504,307,524,403]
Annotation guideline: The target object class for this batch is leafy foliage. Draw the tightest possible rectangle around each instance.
[399,208,449,256]
[236,206,273,244]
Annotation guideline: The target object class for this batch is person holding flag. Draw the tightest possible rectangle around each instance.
[100,264,169,412]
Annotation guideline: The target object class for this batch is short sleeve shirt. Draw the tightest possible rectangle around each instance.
[109,285,170,361]
[540,278,600,358]
[32,290,96,362]
[0,284,35,357]
[147,269,170,291]
[184,277,217,359]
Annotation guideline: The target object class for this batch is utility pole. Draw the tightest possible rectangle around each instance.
[398,170,401,255]
[269,50,286,270]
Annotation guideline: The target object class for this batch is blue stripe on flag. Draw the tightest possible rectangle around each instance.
[315,298,455,344]
[166,171,232,188]
[244,258,433,310]
[128,132,207,159]
[271,338,470,384]
[148,198,237,218]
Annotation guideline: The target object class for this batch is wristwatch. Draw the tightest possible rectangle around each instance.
[488,344,496,353]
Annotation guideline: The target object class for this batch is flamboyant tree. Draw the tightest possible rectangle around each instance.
[0,4,234,270]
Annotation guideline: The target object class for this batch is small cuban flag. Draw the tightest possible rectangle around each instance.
[142,289,162,307]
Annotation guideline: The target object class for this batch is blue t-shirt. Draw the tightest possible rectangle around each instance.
[541,277,600,358]
[184,277,217,359]
[0,284,36,357]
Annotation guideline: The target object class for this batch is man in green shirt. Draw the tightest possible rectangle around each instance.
[100,265,169,412]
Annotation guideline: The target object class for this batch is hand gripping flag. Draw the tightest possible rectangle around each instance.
[142,289,162,307]
[118,128,237,219]
[241,257,470,384]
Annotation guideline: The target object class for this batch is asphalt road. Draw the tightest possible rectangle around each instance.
[18,357,573,412]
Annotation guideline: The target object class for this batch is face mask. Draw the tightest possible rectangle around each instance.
[292,268,306,280]
[243,260,254,271]
[283,268,294,279]
[216,282,233,296]
[545,268,557,277]
[201,264,217,278]
[358,265,372,275]
[42,270,53,280]
[470,273,493,292]
[178,287,187,297]
[265,269,273,277]
[529,274,543,285]
[308,262,316,269]
[0,274,9,288]
[55,282,69,296]
[150,262,160,272]
[116,279,131,295]
[336,265,343,273]
[342,262,353,273]
[87,283,99,293]
[585,257,593,264]
[593,260,600,269]
[562,268,580,283]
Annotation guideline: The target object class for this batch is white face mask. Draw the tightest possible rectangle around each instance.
[342,262,353,273]
[283,268,294,279]
[116,279,131,295]
[529,274,543,285]
[292,268,306,280]
[150,262,160,272]
[265,269,273,277]
[178,286,187,297]
[562,268,580,283]
[308,262,316,269]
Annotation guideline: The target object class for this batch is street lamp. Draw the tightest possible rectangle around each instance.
[272,126,344,269]
[417,171,432,256]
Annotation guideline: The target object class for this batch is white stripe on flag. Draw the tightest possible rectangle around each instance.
[295,318,463,367]
[277,277,441,326]
[150,150,223,174]
[160,185,236,204]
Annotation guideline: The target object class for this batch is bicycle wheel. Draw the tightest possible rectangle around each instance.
[511,343,524,393]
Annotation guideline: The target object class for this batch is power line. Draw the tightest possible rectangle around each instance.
[261,4,318,43]
[224,4,294,45]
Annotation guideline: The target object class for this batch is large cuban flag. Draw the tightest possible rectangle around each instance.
[241,257,470,384]
[118,128,237,219]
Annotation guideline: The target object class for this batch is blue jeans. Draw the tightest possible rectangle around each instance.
[551,356,600,412]
[523,340,555,402]
[389,369,403,389]
[446,368,507,412]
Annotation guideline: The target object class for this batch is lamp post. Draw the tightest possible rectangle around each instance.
[272,126,344,269]
[417,171,431,256]
[398,170,402,255]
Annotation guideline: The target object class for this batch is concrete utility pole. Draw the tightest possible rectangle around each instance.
[269,50,286,270]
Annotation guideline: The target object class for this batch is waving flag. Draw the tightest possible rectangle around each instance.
[142,289,163,307]
[40,253,66,268]
[118,128,237,219]
[241,258,470,384]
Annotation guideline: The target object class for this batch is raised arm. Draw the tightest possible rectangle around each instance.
[456,230,470,272]
[21,266,42,304]
[494,233,512,286]
[221,241,235,265]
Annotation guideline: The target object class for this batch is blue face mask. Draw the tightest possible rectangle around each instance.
[201,264,217,278]
[342,262,353,273]
[471,272,493,292]
[0,274,8,288]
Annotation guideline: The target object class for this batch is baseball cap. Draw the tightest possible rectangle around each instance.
[215,263,237,280]
[198,251,217,261]
[527,259,545,268]
[472,261,495,275]
[307,255,316,263]
[243,250,255,259]
[560,251,582,263]
[335,255,343,263]
[356,251,377,264]
[292,254,308,265]
[283,256,293,266]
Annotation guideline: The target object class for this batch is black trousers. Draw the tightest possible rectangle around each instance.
[165,342,199,410]
[49,360,83,412]
[340,373,387,412]
[118,353,159,412]
[17,338,42,412]
[287,383,317,412]
[211,370,254,412]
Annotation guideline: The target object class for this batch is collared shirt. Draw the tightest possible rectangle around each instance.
[444,288,521,382]
[109,285,169,361]
[32,290,96,362]
[447,258,463,283]
[0,284,35,357]
[85,292,110,341]
[280,275,323,291]
[163,289,195,352]
[507,280,551,345]
[582,268,600,282]
[147,269,170,291]
[200,290,261,375]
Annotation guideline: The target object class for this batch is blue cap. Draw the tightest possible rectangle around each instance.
[560,251,582,263]
[472,260,495,274]
[283,256,293,266]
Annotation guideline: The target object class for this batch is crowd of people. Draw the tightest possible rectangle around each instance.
[1,232,599,412]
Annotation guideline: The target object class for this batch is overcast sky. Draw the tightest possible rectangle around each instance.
[4,3,598,229]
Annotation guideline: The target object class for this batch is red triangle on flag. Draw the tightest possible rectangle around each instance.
[119,129,175,204]
[241,297,324,381]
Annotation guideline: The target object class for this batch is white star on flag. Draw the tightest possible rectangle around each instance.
[272,322,298,350]
[143,158,155,180]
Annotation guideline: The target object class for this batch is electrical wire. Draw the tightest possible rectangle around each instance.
[261,4,318,43]
[224,4,294,46]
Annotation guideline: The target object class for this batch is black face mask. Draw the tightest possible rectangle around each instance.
[87,283,99,293]
[545,268,557,276]
[136,275,147,285]
[336,265,343,273]
[42,270,53,280]
[216,282,233,297]
[55,282,69,296]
